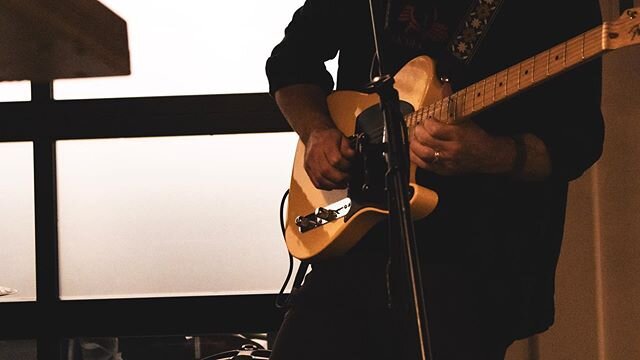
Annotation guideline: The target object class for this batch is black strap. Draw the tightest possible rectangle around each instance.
[292,261,309,290]
[276,260,308,309]
[437,0,504,84]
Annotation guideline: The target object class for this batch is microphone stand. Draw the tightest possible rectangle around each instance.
[364,1,433,359]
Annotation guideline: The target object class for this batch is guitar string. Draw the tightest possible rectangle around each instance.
[369,25,601,145]
[373,19,623,141]
[410,28,604,124]
[420,39,600,123]
[362,27,608,142]
[412,28,604,120]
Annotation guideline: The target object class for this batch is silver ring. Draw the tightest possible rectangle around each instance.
[433,151,441,163]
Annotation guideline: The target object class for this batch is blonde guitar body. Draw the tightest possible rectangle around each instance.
[283,7,640,261]
[285,56,443,261]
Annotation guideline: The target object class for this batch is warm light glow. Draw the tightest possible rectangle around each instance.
[53,0,339,99]
[0,142,36,302]
[0,81,30,102]
[57,133,300,299]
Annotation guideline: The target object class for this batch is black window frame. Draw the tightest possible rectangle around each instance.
[0,82,291,359]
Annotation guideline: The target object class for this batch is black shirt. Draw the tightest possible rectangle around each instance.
[266,0,604,339]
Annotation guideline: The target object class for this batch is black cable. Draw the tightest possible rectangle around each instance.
[275,189,294,309]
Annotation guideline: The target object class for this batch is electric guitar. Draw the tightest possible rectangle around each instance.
[285,8,640,261]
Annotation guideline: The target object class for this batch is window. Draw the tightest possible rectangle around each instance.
[54,0,338,99]
[0,81,30,102]
[57,133,298,299]
[0,142,36,303]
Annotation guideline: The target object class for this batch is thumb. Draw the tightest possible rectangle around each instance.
[340,136,356,158]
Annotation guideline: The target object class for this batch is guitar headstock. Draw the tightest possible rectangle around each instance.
[605,8,640,50]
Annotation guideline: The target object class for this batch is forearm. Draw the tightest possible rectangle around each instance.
[492,133,551,181]
[464,132,551,181]
[514,134,551,181]
[411,116,552,181]
[274,84,336,145]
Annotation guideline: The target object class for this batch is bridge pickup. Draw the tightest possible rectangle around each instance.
[295,198,352,233]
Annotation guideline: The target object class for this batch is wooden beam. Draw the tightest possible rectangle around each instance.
[0,0,130,81]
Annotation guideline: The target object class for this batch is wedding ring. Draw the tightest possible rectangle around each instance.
[433,151,441,163]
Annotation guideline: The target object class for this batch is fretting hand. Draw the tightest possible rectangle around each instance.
[409,116,516,176]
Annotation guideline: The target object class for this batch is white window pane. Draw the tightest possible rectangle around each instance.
[57,133,299,299]
[53,0,338,100]
[0,81,30,102]
[0,142,36,303]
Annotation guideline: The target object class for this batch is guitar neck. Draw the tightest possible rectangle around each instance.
[406,24,609,128]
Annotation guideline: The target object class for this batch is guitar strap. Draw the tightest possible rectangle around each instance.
[449,0,505,64]
[437,0,504,82]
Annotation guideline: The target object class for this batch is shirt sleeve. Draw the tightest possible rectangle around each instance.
[528,0,604,181]
[532,60,604,181]
[481,0,604,181]
[265,0,343,96]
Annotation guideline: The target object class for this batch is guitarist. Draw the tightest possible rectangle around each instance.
[266,0,604,359]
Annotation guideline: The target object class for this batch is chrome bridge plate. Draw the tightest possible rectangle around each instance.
[295,198,352,233]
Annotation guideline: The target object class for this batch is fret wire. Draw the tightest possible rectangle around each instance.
[505,68,509,97]
[501,70,506,99]
[452,94,458,123]
[428,26,604,121]
[467,86,472,117]
[471,83,479,111]
[463,87,469,117]
[546,49,550,76]
[471,84,476,112]
[492,74,496,102]
[443,98,448,121]
[471,84,476,110]
[481,79,486,108]
[532,55,536,84]
[462,87,467,114]
[467,87,473,117]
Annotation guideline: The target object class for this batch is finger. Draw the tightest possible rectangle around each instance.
[326,153,351,172]
[423,117,457,141]
[306,164,348,190]
[325,146,352,172]
[410,149,430,169]
[304,151,345,190]
[339,137,356,159]
[409,141,437,163]
[414,123,448,151]
[317,177,346,190]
